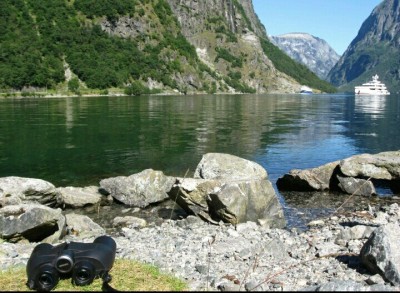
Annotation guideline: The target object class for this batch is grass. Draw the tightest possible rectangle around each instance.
[0,259,187,291]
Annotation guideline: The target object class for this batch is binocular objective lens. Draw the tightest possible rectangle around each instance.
[39,273,54,286]
[36,270,59,291]
[72,262,95,286]
[76,268,90,281]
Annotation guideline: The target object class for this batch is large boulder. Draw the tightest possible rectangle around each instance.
[276,151,400,197]
[56,186,103,208]
[171,153,285,227]
[276,161,339,191]
[0,177,59,207]
[360,222,400,286]
[208,178,285,227]
[340,151,400,180]
[0,204,66,243]
[99,169,175,208]
[194,153,268,180]
[168,178,221,223]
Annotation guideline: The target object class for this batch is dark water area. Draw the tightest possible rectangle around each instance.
[1,94,399,230]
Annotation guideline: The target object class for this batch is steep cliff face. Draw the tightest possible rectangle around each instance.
[270,33,340,80]
[328,0,400,93]
[163,0,300,93]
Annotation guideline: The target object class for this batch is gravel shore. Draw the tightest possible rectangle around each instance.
[1,203,400,291]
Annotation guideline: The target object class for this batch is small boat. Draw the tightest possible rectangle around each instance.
[355,74,390,95]
[300,85,313,94]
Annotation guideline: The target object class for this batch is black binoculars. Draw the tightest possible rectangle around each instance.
[26,235,116,291]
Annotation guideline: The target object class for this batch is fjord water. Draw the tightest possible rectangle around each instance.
[1,94,399,228]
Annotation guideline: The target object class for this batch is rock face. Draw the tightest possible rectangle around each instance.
[328,0,400,93]
[270,33,340,80]
[276,161,339,191]
[277,150,400,197]
[0,177,59,207]
[170,153,285,227]
[56,186,103,208]
[194,152,268,180]
[360,222,400,286]
[163,0,303,94]
[99,169,175,207]
[0,204,65,243]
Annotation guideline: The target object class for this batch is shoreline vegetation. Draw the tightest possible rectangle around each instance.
[0,87,329,99]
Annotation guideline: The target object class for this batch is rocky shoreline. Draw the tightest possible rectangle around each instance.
[1,204,399,291]
[1,152,400,291]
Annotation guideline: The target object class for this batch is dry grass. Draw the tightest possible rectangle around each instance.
[0,259,187,291]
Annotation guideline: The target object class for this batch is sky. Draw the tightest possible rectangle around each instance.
[252,0,383,55]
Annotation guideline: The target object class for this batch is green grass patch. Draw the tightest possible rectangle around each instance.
[0,259,187,291]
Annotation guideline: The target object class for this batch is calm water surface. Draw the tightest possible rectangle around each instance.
[1,94,399,229]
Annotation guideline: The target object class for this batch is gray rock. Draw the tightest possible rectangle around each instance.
[112,216,147,228]
[337,225,376,241]
[65,213,105,239]
[194,153,268,180]
[56,186,102,208]
[0,204,65,243]
[276,161,339,191]
[99,169,175,208]
[360,222,400,286]
[0,176,59,207]
[337,175,376,196]
[276,151,400,195]
[208,178,285,227]
[340,151,400,180]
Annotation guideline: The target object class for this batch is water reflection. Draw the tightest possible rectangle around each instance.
[0,94,399,229]
[355,95,386,119]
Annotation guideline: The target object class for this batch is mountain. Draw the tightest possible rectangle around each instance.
[328,0,400,93]
[0,0,335,95]
[270,33,340,80]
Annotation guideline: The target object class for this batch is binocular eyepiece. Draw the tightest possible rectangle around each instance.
[26,236,116,291]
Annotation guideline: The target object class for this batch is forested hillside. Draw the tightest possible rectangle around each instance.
[0,0,335,95]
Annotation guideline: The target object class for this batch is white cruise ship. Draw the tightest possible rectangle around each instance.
[354,74,390,95]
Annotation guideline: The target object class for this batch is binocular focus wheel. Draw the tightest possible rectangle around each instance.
[55,250,74,273]
[35,267,59,291]
[72,261,96,286]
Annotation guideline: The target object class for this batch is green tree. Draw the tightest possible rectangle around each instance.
[68,78,80,93]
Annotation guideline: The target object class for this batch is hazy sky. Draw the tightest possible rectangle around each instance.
[252,0,383,55]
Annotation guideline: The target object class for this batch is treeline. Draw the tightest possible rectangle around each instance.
[260,38,337,93]
[0,0,200,92]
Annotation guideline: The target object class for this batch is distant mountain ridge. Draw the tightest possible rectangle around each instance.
[328,0,400,93]
[270,33,340,80]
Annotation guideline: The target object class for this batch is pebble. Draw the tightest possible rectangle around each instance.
[1,205,400,291]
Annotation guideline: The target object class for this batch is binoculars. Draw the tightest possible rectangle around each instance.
[26,235,116,291]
